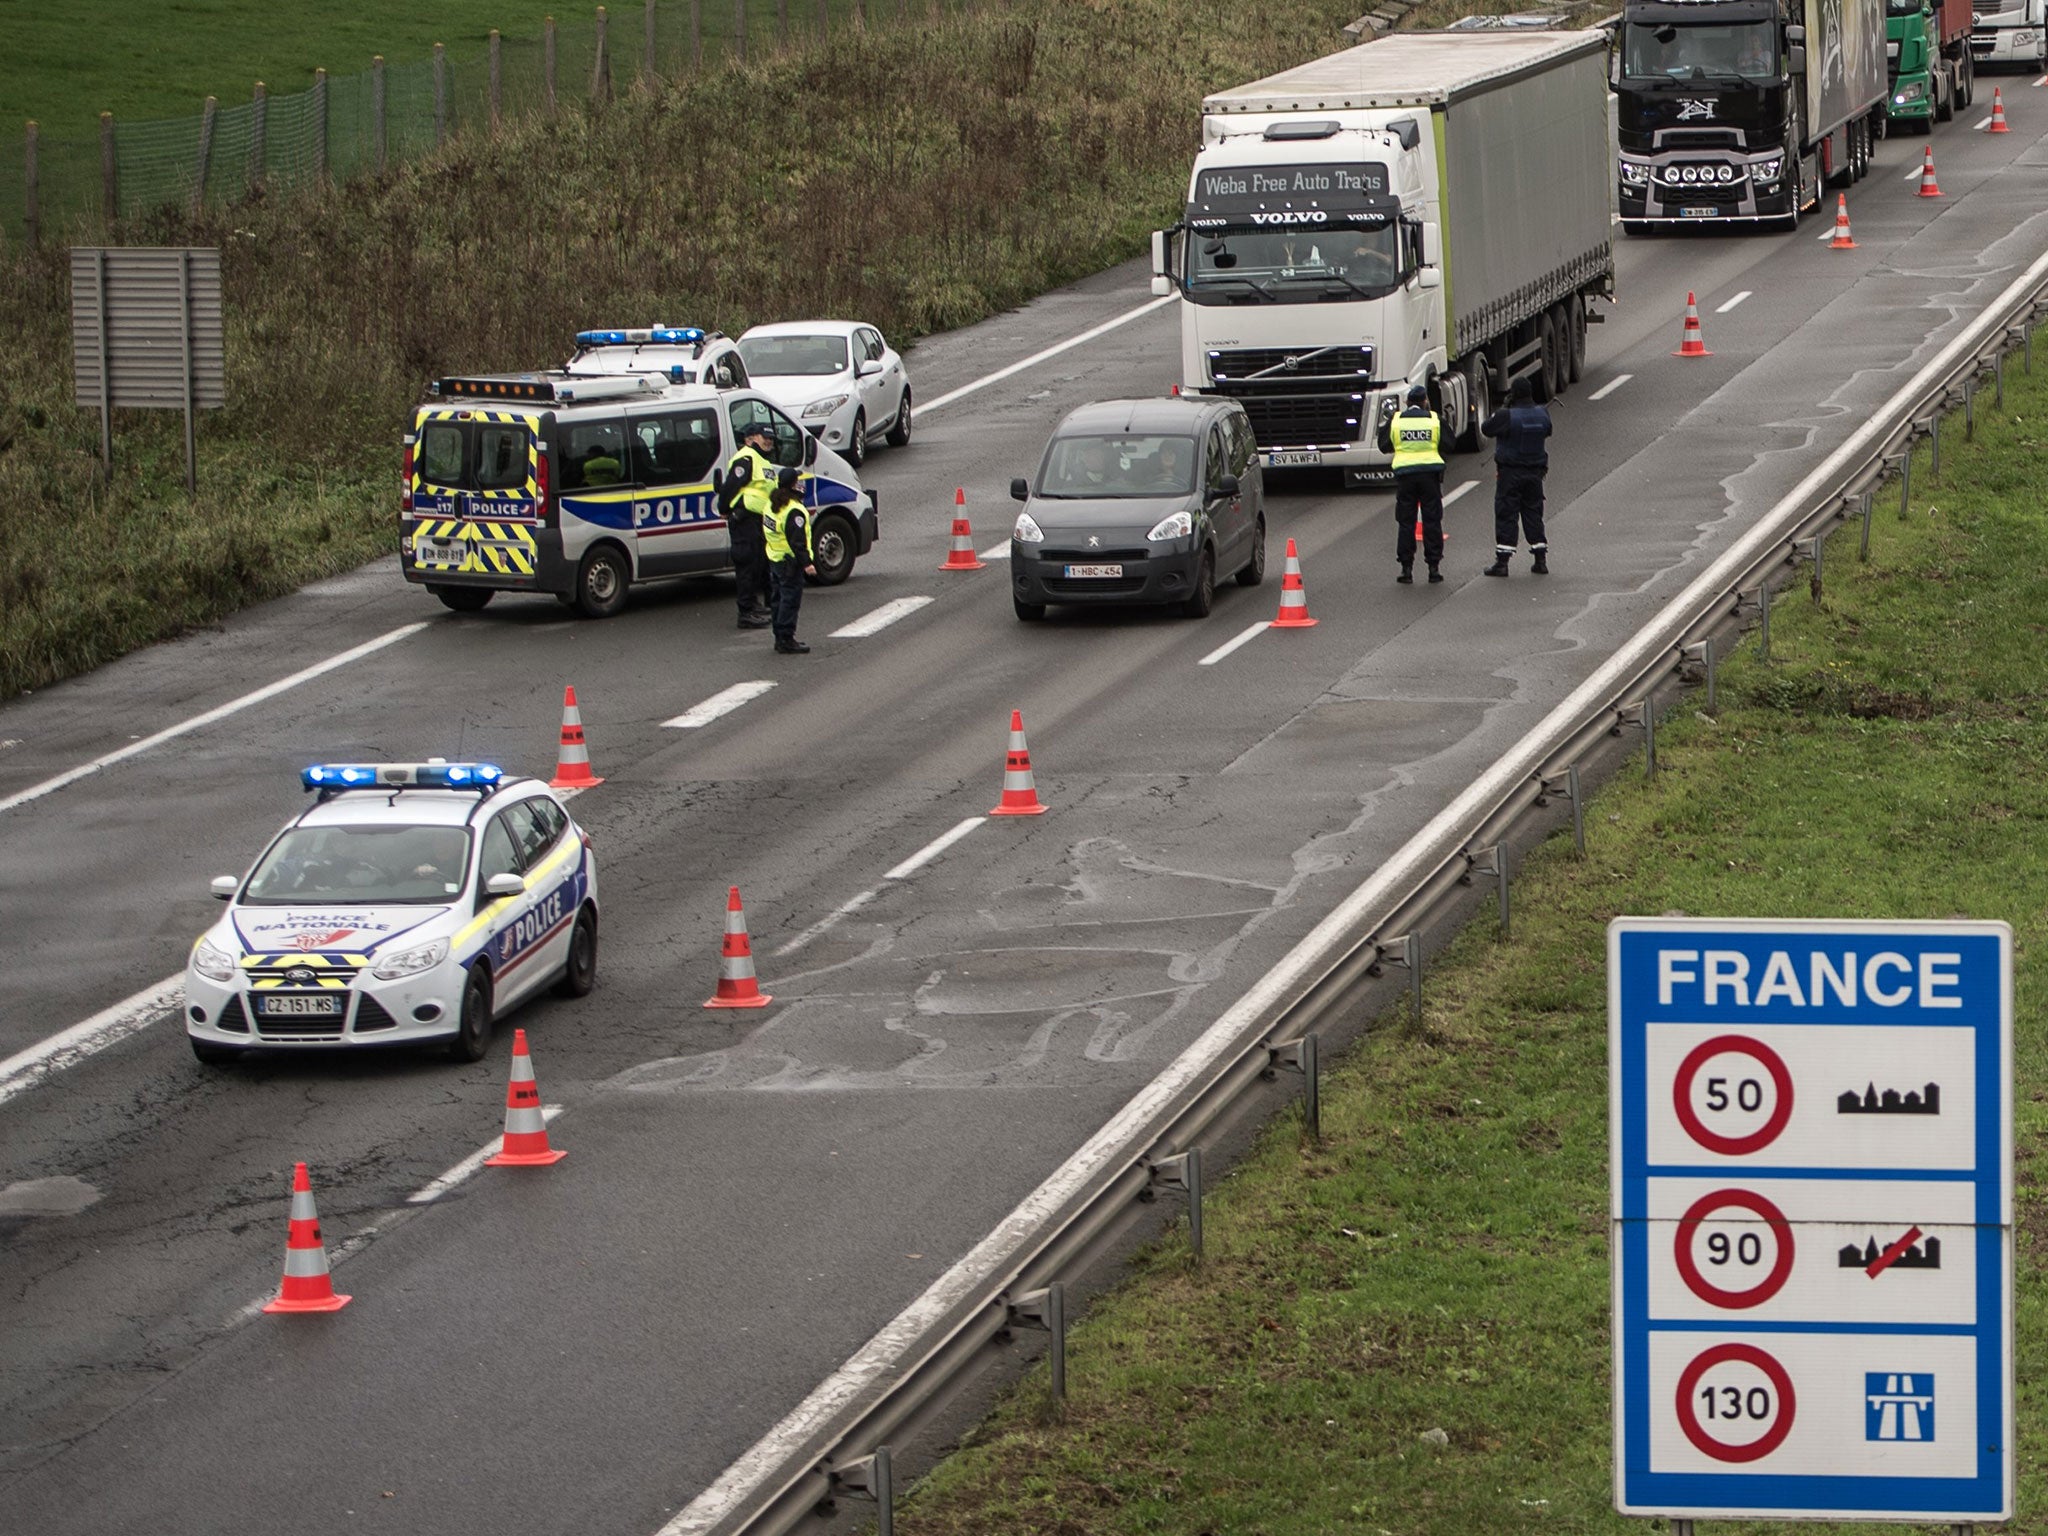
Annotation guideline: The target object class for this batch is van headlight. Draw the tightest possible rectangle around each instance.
[1146,511,1193,542]
[193,937,238,983]
[801,394,850,419]
[372,938,449,981]
[1013,512,1045,543]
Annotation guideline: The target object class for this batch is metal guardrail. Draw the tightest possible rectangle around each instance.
[666,244,2048,1536]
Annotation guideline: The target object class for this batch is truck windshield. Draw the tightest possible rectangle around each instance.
[1622,20,1777,80]
[1187,224,1401,303]
[1884,0,1923,13]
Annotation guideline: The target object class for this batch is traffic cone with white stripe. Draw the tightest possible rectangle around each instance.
[1917,145,1944,198]
[939,488,985,571]
[262,1162,351,1314]
[1989,87,2011,133]
[704,886,773,1008]
[549,685,604,789]
[990,709,1048,816]
[484,1029,567,1166]
[1828,194,1858,250]
[1672,292,1712,358]
[1272,538,1318,628]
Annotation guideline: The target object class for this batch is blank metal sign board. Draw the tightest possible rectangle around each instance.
[70,247,224,410]
[1609,917,2013,1523]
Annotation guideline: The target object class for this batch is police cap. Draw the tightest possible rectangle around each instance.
[776,466,800,490]
[1406,383,1428,405]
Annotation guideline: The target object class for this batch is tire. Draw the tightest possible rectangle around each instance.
[1235,516,1267,587]
[1935,67,1954,122]
[1549,304,1571,396]
[845,409,867,468]
[190,1036,241,1066]
[1529,314,1557,404]
[1568,296,1588,384]
[432,585,494,613]
[1454,353,1491,453]
[885,389,912,448]
[553,906,598,999]
[1013,595,1046,621]
[1959,54,1974,110]
[1181,549,1215,619]
[806,512,857,586]
[574,544,630,619]
[446,965,494,1063]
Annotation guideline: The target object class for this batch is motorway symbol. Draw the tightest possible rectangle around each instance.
[1672,1034,1794,1155]
[1838,1079,1940,1115]
[1843,1226,1940,1276]
[1673,1188,1794,1308]
[1675,1342,1797,1463]
[1866,1372,1936,1441]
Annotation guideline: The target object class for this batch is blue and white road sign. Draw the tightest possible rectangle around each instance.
[1610,918,2012,1522]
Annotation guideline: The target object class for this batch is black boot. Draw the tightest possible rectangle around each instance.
[775,639,812,654]
[1397,564,1414,585]
[1427,564,1443,584]
[1531,553,1549,575]
[1484,558,1511,578]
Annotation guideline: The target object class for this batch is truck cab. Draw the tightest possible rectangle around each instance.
[1886,0,1976,127]
[1970,0,2048,70]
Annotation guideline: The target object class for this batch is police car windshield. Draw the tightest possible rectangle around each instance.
[1189,225,1401,302]
[1036,435,1197,498]
[243,825,472,905]
[738,335,848,377]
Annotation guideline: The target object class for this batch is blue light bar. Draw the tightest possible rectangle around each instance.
[302,762,504,792]
[575,329,633,346]
[650,326,706,344]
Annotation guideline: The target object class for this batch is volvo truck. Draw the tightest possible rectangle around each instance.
[1971,0,2048,71]
[1887,0,1976,127]
[1615,0,1888,231]
[1149,30,1615,486]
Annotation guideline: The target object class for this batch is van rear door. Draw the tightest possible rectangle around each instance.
[407,410,545,582]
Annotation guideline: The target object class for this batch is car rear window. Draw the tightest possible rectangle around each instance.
[414,419,535,492]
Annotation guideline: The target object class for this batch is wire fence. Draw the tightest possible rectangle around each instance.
[3,0,978,244]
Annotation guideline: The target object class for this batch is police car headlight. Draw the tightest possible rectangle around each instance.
[801,394,850,419]
[1013,512,1045,543]
[371,938,449,981]
[1146,511,1194,542]
[193,937,237,983]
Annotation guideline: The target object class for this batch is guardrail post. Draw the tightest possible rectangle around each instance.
[1266,1034,1320,1142]
[1898,443,1912,520]
[824,1447,893,1536]
[1370,933,1422,1025]
[1964,376,1976,442]
[1147,1149,1203,1261]
[1005,1282,1066,1401]
[1615,700,1656,776]
[1475,844,1510,938]
[100,110,117,223]
[1738,583,1773,661]
[192,96,217,214]
[248,81,267,197]
[489,31,502,132]
[1537,765,1584,855]
[372,56,386,173]
[1859,491,1874,562]
[1807,534,1824,603]
[433,42,447,145]
[24,120,38,246]
[1683,636,1716,712]
[1995,350,2005,410]
[1929,410,1941,484]
[544,18,558,117]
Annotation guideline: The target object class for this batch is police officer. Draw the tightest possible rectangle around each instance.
[1376,383,1446,583]
[763,466,814,655]
[1481,375,1552,577]
[720,422,777,628]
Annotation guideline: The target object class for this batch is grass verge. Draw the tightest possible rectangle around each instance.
[894,360,2048,1528]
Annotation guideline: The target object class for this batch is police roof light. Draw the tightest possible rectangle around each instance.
[301,762,504,792]
[575,329,634,346]
[650,326,706,344]
[430,376,556,402]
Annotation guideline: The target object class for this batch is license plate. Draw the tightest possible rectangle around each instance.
[1680,206,1719,219]
[1266,450,1322,467]
[415,539,465,565]
[256,994,343,1017]
[1063,563,1124,579]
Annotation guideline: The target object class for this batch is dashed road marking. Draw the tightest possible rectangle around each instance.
[980,541,1012,560]
[917,295,1177,417]
[1443,480,1478,507]
[0,974,182,1109]
[884,817,987,879]
[1716,291,1753,312]
[1198,622,1272,666]
[829,596,934,639]
[406,1105,567,1203]
[663,681,776,728]
[1588,373,1634,401]
[774,889,881,956]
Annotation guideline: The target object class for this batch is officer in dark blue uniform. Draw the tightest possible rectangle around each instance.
[1481,375,1552,577]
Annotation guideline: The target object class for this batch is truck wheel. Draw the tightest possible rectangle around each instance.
[431,585,494,613]
[574,544,630,619]
[1453,354,1490,453]
[1959,53,1974,110]
[1935,67,1954,121]
[1531,313,1558,404]
[805,512,857,586]
[1568,297,1587,385]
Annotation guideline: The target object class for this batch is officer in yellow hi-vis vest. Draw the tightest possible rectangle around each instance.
[762,466,815,654]
[1375,382,1447,584]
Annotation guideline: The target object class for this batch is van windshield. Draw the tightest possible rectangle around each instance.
[1036,435,1197,498]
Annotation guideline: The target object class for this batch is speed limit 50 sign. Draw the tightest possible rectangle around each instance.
[1610,918,2013,1522]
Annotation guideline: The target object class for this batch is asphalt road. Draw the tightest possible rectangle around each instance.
[3,105,2045,1536]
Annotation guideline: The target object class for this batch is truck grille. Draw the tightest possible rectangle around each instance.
[1208,345,1372,384]
[1215,393,1363,446]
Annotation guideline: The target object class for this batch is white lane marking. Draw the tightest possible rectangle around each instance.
[1906,162,1929,180]
[2036,72,2048,87]
[0,622,431,817]
[884,817,986,880]
[1442,480,1478,507]
[1973,115,1993,130]
[1716,290,1753,313]
[774,889,880,956]
[0,973,182,1108]
[1587,373,1634,402]
[829,595,934,639]
[1198,622,1272,667]
[663,681,776,728]
[916,295,1177,416]
[979,541,1012,561]
[406,1105,567,1203]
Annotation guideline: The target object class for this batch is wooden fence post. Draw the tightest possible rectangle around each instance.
[545,17,559,117]
[594,7,613,104]
[101,110,117,223]
[735,0,748,61]
[490,30,503,131]
[691,0,703,69]
[313,69,329,185]
[372,55,387,172]
[433,42,447,145]
[777,0,788,47]
[644,0,657,85]
[23,120,38,246]
[192,96,217,213]
[248,81,268,196]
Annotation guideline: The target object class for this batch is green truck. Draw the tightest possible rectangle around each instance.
[1886,0,1976,128]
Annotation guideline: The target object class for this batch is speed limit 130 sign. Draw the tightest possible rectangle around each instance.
[1609,918,2012,1523]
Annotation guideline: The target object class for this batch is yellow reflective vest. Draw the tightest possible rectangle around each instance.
[725,446,779,519]
[763,496,811,565]
[1389,409,1444,475]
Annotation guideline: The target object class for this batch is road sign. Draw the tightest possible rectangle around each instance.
[1611,918,2012,1522]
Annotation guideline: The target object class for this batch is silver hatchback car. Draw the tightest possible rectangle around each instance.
[1008,397,1266,621]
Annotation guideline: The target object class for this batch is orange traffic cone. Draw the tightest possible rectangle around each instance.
[1989,87,2011,133]
[262,1162,351,1314]
[704,886,773,1008]
[1673,292,1712,358]
[1271,538,1318,628]
[484,1029,567,1166]
[989,709,1048,816]
[939,488,985,571]
[1828,194,1858,250]
[1414,514,1449,546]
[549,685,604,789]
[1917,145,1944,198]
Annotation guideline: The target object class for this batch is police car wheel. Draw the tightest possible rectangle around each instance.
[554,906,598,999]
[189,1036,241,1066]
[574,545,630,619]
[432,585,494,613]
[885,390,912,448]
[447,965,494,1062]
[806,514,857,586]
[845,410,867,468]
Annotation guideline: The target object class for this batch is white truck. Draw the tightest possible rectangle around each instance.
[1151,30,1616,485]
[1971,0,2048,71]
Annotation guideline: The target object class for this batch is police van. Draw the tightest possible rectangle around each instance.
[401,370,880,617]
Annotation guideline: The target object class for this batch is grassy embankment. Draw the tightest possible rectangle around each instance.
[0,0,1361,700]
[897,377,2048,1529]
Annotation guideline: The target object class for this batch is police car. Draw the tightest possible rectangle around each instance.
[185,762,598,1065]
[563,325,750,390]
[401,370,879,617]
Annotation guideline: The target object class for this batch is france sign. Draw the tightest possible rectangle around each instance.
[1610,918,2012,1522]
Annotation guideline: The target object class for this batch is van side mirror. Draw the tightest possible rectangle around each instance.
[1010,477,1030,501]
[211,876,239,900]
